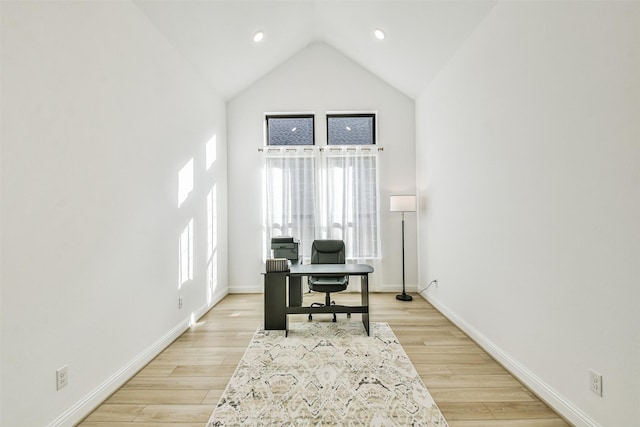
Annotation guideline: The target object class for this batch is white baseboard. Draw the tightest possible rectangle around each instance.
[376,284,417,293]
[421,292,600,427]
[47,292,228,427]
[229,283,262,293]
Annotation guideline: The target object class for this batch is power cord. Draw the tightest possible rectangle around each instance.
[417,280,438,294]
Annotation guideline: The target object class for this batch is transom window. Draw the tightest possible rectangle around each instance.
[327,113,376,145]
[266,115,314,146]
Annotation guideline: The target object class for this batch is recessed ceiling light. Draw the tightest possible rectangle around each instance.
[253,30,264,43]
[374,28,386,40]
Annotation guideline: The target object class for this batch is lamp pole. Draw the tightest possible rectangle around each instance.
[390,195,416,302]
[396,210,413,301]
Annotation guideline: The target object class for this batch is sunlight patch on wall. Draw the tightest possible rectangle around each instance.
[207,254,218,306]
[206,134,217,170]
[179,218,194,288]
[178,158,194,207]
[207,184,218,259]
[207,185,218,305]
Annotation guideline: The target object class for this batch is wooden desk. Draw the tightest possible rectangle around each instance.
[263,263,374,335]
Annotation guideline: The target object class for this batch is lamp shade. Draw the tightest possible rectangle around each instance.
[390,195,416,212]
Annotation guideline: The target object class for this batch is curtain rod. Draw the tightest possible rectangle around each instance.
[258,146,384,152]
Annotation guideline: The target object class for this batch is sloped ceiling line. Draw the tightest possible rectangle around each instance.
[133,0,497,101]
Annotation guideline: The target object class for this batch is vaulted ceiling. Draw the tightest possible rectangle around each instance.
[133,1,497,101]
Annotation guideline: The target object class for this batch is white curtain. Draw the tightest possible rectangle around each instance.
[263,147,320,259]
[322,146,381,291]
[323,146,380,260]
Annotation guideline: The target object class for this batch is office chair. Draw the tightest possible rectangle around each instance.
[308,239,349,322]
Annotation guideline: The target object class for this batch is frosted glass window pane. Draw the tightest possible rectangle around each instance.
[267,116,314,146]
[327,114,375,145]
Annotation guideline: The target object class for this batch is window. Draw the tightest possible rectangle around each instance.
[264,113,380,260]
[266,115,314,146]
[327,114,375,145]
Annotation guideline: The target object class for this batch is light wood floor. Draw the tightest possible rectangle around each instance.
[78,293,572,426]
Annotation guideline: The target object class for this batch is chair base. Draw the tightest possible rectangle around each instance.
[309,293,351,322]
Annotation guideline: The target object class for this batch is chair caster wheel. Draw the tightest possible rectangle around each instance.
[308,314,313,321]
[347,313,351,318]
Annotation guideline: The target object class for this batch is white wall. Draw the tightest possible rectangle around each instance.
[416,2,640,426]
[227,41,416,293]
[0,2,228,425]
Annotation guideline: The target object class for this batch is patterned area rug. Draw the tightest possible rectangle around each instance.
[208,321,448,426]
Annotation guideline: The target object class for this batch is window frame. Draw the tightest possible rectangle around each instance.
[326,113,377,146]
[265,114,315,146]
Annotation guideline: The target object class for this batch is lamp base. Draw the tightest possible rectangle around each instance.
[396,293,413,301]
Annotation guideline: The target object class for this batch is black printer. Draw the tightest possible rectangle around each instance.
[271,236,300,261]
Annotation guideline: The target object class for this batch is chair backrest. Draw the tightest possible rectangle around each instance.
[310,240,345,265]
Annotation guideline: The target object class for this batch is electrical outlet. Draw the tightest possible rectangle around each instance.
[56,365,68,390]
[178,297,183,309]
[589,369,603,396]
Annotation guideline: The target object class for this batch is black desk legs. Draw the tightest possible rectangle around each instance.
[361,274,370,335]
[264,272,287,330]
[289,276,302,307]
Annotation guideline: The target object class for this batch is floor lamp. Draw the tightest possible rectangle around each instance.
[390,195,416,301]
